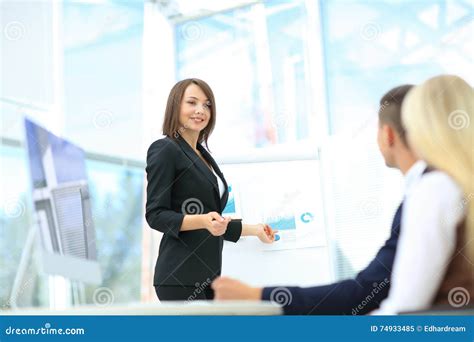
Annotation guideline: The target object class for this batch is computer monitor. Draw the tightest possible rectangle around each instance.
[24,118,101,284]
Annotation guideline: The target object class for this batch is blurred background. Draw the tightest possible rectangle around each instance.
[1,0,473,310]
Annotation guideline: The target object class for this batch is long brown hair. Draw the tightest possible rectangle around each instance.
[162,78,216,148]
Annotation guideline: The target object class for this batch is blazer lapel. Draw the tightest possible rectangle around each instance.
[176,136,220,197]
[198,144,229,211]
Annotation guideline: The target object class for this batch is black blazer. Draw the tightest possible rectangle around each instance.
[145,136,242,287]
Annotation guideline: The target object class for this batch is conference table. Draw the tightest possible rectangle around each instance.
[3,301,283,315]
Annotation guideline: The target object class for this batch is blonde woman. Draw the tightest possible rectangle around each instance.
[377,75,473,314]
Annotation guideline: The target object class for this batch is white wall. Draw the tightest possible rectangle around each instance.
[220,159,333,288]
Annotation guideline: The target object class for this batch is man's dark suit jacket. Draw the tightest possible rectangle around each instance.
[262,203,404,315]
[145,136,242,287]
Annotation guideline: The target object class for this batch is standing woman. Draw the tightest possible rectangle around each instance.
[146,78,277,301]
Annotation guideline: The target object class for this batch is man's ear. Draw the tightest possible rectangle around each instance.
[382,124,395,147]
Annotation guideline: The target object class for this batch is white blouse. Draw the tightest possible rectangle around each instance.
[375,170,465,314]
[211,166,226,199]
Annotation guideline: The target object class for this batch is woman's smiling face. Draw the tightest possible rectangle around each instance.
[179,83,212,133]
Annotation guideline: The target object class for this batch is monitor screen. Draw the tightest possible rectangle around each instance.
[24,118,100,283]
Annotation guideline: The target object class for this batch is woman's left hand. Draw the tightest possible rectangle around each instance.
[256,224,278,243]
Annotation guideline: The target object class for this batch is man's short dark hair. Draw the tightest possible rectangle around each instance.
[378,84,414,146]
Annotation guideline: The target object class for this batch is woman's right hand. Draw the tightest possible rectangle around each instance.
[203,212,231,236]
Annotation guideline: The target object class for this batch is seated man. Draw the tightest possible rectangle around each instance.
[212,84,425,315]
[375,75,474,314]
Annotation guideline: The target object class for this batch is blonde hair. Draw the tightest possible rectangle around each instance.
[402,75,474,260]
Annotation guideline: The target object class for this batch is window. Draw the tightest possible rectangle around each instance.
[320,0,473,279]
[0,143,144,307]
[63,1,145,160]
[175,0,326,155]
